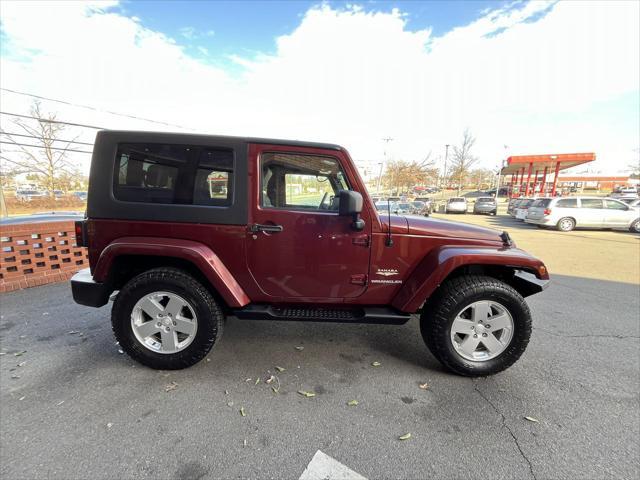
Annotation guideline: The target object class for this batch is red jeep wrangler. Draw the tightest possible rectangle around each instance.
[71,131,549,376]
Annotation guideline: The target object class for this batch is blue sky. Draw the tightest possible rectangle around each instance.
[120,0,509,59]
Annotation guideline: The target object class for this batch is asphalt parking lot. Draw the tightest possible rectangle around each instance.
[1,213,639,480]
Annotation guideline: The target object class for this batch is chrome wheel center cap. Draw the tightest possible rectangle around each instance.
[161,317,172,327]
[475,323,486,332]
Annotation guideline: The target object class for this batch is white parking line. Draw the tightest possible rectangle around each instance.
[299,450,367,480]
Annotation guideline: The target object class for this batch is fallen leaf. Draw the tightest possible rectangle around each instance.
[295,346,304,351]
[266,375,275,384]
[371,361,381,367]
[347,400,358,406]
[254,378,260,385]
[42,312,49,316]
[117,349,124,354]
[271,386,279,394]
[17,361,26,367]
[165,382,178,392]
[245,378,252,382]
[0,352,6,356]
[524,416,539,423]
[14,351,26,357]
[68,331,80,335]
[297,390,316,398]
[224,390,229,395]
[56,400,65,406]
[19,396,25,401]
[243,439,247,447]
[275,366,285,372]
[398,433,412,440]
[419,383,429,390]
[240,407,246,417]
[11,374,20,379]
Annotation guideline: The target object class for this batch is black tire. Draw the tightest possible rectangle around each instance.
[420,275,532,376]
[556,217,575,231]
[630,219,640,233]
[112,268,224,370]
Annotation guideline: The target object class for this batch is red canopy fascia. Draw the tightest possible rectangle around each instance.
[501,153,596,175]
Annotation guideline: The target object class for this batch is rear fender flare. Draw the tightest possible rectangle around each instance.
[391,245,548,312]
[93,237,250,308]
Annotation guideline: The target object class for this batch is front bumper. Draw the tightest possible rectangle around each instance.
[71,268,111,307]
[512,270,550,297]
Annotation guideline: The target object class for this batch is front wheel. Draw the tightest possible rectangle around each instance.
[112,268,225,370]
[420,275,532,376]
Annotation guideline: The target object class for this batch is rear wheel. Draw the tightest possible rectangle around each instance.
[557,217,576,231]
[420,275,532,376]
[630,219,640,233]
[112,268,224,370]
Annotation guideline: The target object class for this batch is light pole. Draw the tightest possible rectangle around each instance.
[376,162,383,195]
[496,144,508,199]
[379,137,393,196]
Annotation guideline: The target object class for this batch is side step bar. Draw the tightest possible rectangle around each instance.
[232,305,412,325]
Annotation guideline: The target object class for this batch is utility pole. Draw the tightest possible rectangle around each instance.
[441,144,450,197]
[378,137,393,196]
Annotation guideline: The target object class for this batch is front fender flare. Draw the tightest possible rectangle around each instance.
[93,237,250,308]
[391,245,548,313]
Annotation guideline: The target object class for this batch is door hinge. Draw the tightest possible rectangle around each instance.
[352,235,370,247]
[350,274,367,286]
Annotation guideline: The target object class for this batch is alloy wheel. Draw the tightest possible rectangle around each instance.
[131,291,198,354]
[449,300,514,362]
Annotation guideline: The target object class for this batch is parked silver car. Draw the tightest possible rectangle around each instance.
[526,197,640,232]
[445,197,467,214]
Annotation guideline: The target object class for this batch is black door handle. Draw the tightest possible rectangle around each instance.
[250,223,283,233]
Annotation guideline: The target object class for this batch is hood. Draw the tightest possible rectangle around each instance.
[405,215,503,243]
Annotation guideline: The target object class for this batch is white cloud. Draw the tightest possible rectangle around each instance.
[1,0,638,176]
[179,26,197,40]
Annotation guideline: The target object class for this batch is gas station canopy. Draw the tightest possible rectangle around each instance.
[500,153,596,175]
[500,152,596,196]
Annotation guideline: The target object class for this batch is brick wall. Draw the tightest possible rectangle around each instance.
[0,221,88,293]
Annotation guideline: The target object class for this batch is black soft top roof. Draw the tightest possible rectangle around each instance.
[94,130,344,151]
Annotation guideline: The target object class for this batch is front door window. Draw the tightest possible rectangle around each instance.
[261,152,349,211]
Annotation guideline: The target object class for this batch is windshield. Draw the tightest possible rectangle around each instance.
[531,199,552,208]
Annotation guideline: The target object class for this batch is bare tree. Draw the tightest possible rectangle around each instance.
[0,101,80,197]
[383,154,438,194]
[449,129,479,194]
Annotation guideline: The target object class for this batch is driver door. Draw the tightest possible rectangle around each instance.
[245,146,371,299]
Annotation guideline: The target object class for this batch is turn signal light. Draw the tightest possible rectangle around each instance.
[543,208,552,216]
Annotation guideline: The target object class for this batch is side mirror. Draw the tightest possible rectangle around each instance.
[338,190,365,231]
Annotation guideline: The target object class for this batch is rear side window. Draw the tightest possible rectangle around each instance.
[580,199,603,209]
[193,148,234,206]
[555,198,577,208]
[114,143,233,206]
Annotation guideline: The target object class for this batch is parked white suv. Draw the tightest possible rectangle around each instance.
[445,197,467,214]
[526,197,640,232]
